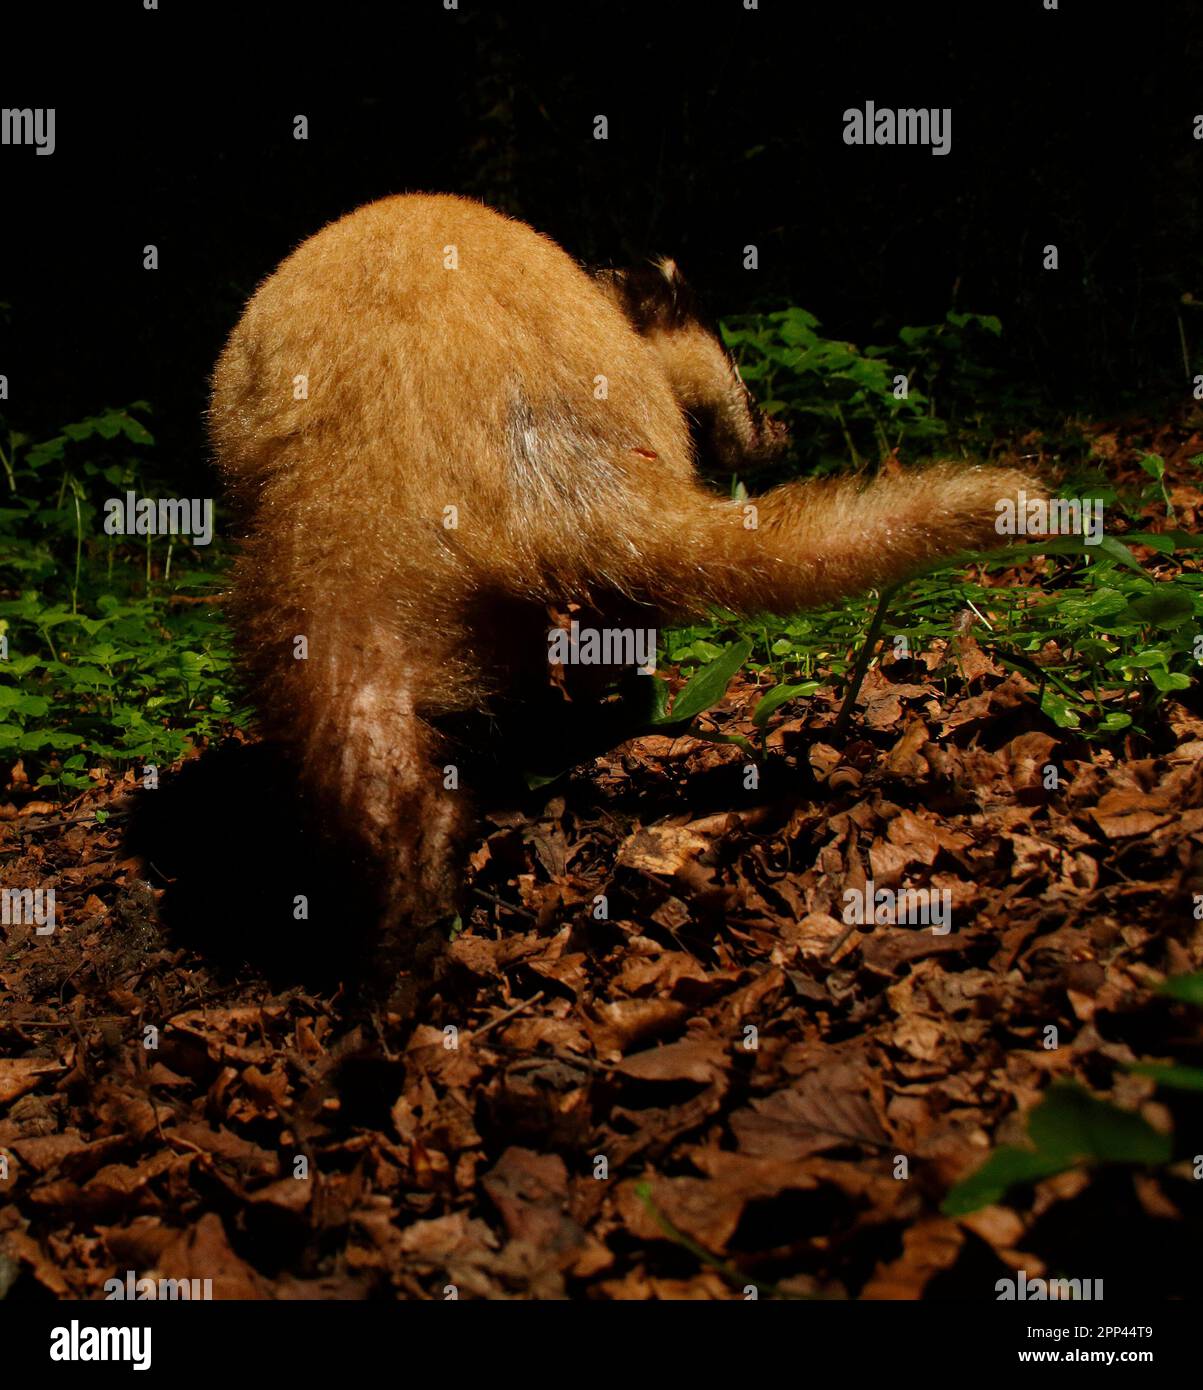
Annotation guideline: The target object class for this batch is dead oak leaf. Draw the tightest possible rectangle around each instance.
[891,1014,945,1063]
[781,912,849,959]
[1,1228,72,1296]
[163,1122,281,1179]
[616,824,712,878]
[584,998,689,1057]
[613,950,712,999]
[10,1132,126,1180]
[955,630,1003,683]
[1088,789,1175,840]
[884,719,931,779]
[616,1036,728,1084]
[943,671,1034,733]
[247,1176,312,1214]
[0,1057,66,1105]
[730,1063,888,1158]
[861,1216,963,1299]
[526,951,590,996]
[616,1177,742,1256]
[482,1146,608,1279]
[885,809,945,867]
[157,1212,269,1299]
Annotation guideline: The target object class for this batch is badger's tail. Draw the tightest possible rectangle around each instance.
[653,463,1046,617]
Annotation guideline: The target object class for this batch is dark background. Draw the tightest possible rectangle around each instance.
[2,1,1201,479]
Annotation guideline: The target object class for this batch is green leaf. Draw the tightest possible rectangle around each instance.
[25,437,66,468]
[1040,689,1081,729]
[1159,972,1203,1005]
[652,639,752,726]
[1074,637,1116,663]
[523,767,566,791]
[643,675,672,724]
[1161,530,1203,550]
[941,1144,1072,1217]
[11,695,50,716]
[1123,532,1176,554]
[118,413,155,445]
[906,533,1147,585]
[1120,648,1170,671]
[1070,534,1149,575]
[1148,669,1192,692]
[1121,586,1195,631]
[1052,587,1129,623]
[20,728,83,751]
[751,680,820,727]
[1128,1062,1203,1092]
[941,1082,1171,1216]
[1024,1083,1168,1163]
[690,728,756,754]
[688,640,725,664]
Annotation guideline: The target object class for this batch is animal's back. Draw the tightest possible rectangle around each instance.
[211,193,693,608]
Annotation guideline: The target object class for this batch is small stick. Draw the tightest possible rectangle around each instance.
[471,887,537,921]
[470,989,546,1042]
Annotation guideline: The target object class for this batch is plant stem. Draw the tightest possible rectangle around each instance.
[71,490,83,615]
[834,584,896,737]
[833,403,863,469]
[0,433,15,493]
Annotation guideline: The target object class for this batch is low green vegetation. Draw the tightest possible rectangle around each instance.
[942,973,1203,1215]
[720,305,1028,478]
[0,405,241,795]
[663,309,1203,745]
[1,307,1199,798]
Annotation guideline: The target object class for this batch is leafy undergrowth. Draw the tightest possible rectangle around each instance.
[1,418,1203,1300]
[0,404,244,796]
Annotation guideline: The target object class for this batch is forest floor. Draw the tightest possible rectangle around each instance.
[3,422,1203,1300]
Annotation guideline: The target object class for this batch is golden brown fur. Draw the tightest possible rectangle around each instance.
[209,193,1042,959]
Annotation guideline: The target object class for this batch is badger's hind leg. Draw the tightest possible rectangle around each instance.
[274,628,477,998]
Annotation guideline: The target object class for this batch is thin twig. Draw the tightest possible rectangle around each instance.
[470,989,546,1042]
[471,887,537,921]
[822,918,862,961]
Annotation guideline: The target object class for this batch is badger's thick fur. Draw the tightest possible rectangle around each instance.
[209,192,1041,966]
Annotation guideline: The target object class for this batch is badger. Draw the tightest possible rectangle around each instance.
[209,193,1040,977]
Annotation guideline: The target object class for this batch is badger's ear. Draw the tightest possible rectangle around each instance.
[593,258,696,333]
[652,257,685,307]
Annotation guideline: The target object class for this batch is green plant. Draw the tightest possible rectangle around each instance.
[718,306,1036,482]
[941,1082,1172,1217]
[661,511,1202,748]
[0,405,246,794]
[1137,452,1175,521]
[720,306,944,475]
[1126,973,1203,1092]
